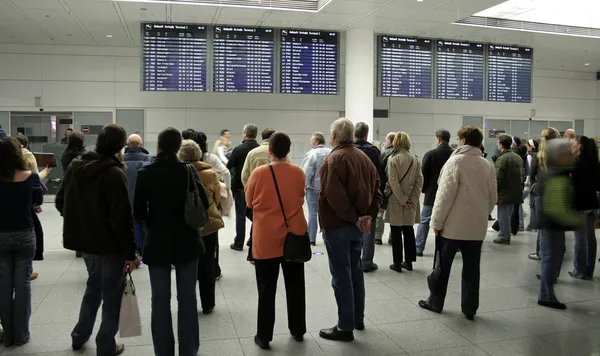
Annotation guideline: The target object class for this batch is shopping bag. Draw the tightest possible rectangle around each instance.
[219,182,234,216]
[119,272,142,338]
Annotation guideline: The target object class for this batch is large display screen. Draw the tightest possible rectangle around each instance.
[142,23,207,91]
[488,45,533,103]
[436,40,484,100]
[379,36,433,98]
[213,26,275,93]
[280,29,338,94]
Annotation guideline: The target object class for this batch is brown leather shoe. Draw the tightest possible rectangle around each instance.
[115,343,125,355]
[30,272,39,281]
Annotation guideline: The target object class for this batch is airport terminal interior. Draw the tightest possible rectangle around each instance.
[1,0,600,355]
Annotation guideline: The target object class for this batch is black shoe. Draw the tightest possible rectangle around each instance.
[363,263,378,273]
[488,215,495,221]
[203,307,214,315]
[292,334,304,342]
[319,326,354,342]
[246,240,251,247]
[311,242,316,246]
[416,252,423,257]
[418,300,441,314]
[400,261,413,271]
[538,300,566,310]
[75,251,83,258]
[388,238,392,245]
[374,239,383,245]
[230,244,243,251]
[389,264,402,273]
[536,273,541,280]
[464,313,475,321]
[72,343,83,351]
[355,322,365,331]
[254,335,270,349]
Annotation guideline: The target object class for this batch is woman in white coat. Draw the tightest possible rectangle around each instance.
[386,132,423,273]
[418,126,497,320]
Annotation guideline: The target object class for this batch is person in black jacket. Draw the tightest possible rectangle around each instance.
[60,130,86,173]
[415,129,453,256]
[134,127,209,356]
[56,124,136,356]
[354,122,382,272]
[226,124,259,251]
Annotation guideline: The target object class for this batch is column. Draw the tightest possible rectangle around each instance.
[345,29,374,141]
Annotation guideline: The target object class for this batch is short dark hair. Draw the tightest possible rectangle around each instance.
[435,129,451,143]
[15,135,28,147]
[262,127,276,140]
[498,134,513,150]
[355,122,369,140]
[66,128,73,133]
[191,131,208,157]
[0,137,26,181]
[66,131,85,154]
[513,136,522,146]
[158,127,182,155]
[457,126,483,147]
[96,124,127,156]
[269,132,291,159]
[220,129,230,137]
[243,124,258,139]
[182,129,196,140]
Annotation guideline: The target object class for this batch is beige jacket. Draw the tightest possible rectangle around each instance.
[241,140,290,187]
[385,150,423,226]
[430,145,497,241]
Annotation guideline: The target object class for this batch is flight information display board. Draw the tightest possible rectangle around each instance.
[436,40,484,100]
[280,29,338,94]
[488,45,533,103]
[379,36,433,98]
[213,26,274,93]
[142,23,207,91]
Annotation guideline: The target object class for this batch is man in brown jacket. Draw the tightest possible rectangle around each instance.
[318,118,382,342]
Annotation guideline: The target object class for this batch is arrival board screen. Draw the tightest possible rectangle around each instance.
[436,40,484,100]
[488,45,533,103]
[142,23,207,91]
[213,26,274,93]
[379,36,433,98]
[280,29,338,94]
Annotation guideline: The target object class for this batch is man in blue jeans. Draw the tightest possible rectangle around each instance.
[301,132,331,245]
[318,118,382,342]
[416,129,453,256]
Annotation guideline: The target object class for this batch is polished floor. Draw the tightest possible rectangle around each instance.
[1,203,599,356]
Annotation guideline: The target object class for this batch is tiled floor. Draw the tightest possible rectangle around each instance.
[1,203,600,356]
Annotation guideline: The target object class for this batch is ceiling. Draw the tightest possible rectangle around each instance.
[0,0,599,72]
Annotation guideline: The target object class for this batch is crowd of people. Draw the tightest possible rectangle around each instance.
[0,119,598,355]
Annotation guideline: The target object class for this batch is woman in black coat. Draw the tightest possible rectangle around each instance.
[60,131,86,173]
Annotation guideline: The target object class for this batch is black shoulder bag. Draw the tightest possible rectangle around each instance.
[184,164,208,231]
[269,165,312,263]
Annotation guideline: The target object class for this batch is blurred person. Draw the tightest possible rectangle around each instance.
[386,132,423,272]
[536,139,583,309]
[61,130,86,173]
[227,124,259,251]
[375,132,396,245]
[512,137,527,232]
[245,132,307,349]
[569,135,599,280]
[416,129,453,257]
[491,134,523,245]
[354,122,382,272]
[134,127,209,356]
[564,129,576,141]
[178,140,224,314]
[318,118,382,342]
[0,137,43,347]
[524,139,539,231]
[418,126,496,320]
[55,124,136,355]
[213,129,232,164]
[61,128,73,144]
[301,132,331,246]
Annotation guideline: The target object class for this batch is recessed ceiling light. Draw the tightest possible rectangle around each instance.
[417,0,424,2]
[584,63,590,66]
[106,34,113,38]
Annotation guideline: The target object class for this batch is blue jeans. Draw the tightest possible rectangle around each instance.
[497,204,514,240]
[71,254,126,355]
[149,259,199,356]
[233,188,247,247]
[538,229,566,303]
[416,205,433,254]
[306,188,319,243]
[573,211,597,279]
[0,230,36,347]
[323,225,364,331]
[361,217,377,267]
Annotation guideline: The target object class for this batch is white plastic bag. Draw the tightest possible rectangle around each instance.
[220,182,234,216]
[119,272,142,338]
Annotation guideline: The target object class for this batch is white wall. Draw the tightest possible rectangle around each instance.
[0,43,598,161]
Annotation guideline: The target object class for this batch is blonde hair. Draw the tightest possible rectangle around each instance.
[393,132,411,150]
[178,139,202,162]
[538,127,560,169]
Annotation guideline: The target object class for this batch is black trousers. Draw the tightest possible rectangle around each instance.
[427,237,483,316]
[198,232,217,311]
[254,258,306,342]
[390,225,416,265]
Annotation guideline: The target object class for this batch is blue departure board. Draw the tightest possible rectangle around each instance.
[142,23,207,91]
[488,45,533,103]
[280,29,338,94]
[379,36,433,98]
[436,40,484,100]
[213,26,274,93]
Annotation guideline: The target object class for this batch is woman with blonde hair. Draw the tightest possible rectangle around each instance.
[385,132,423,272]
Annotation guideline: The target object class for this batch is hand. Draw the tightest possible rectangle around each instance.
[434,229,441,236]
[124,260,136,273]
[43,166,52,175]
[357,216,372,233]
[404,200,414,209]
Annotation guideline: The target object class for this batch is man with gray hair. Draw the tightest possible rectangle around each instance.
[375,131,396,244]
[318,118,382,342]
[227,124,259,251]
[301,132,332,245]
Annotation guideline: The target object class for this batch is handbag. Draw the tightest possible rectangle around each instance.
[269,165,312,263]
[382,154,414,209]
[426,234,444,295]
[184,164,208,231]
[119,272,142,338]
[219,182,234,216]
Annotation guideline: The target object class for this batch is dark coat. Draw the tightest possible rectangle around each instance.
[355,140,382,183]
[123,147,152,207]
[226,140,259,191]
[133,153,209,265]
[495,150,524,204]
[421,143,453,206]
[572,156,600,211]
[61,148,86,173]
[56,152,137,260]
